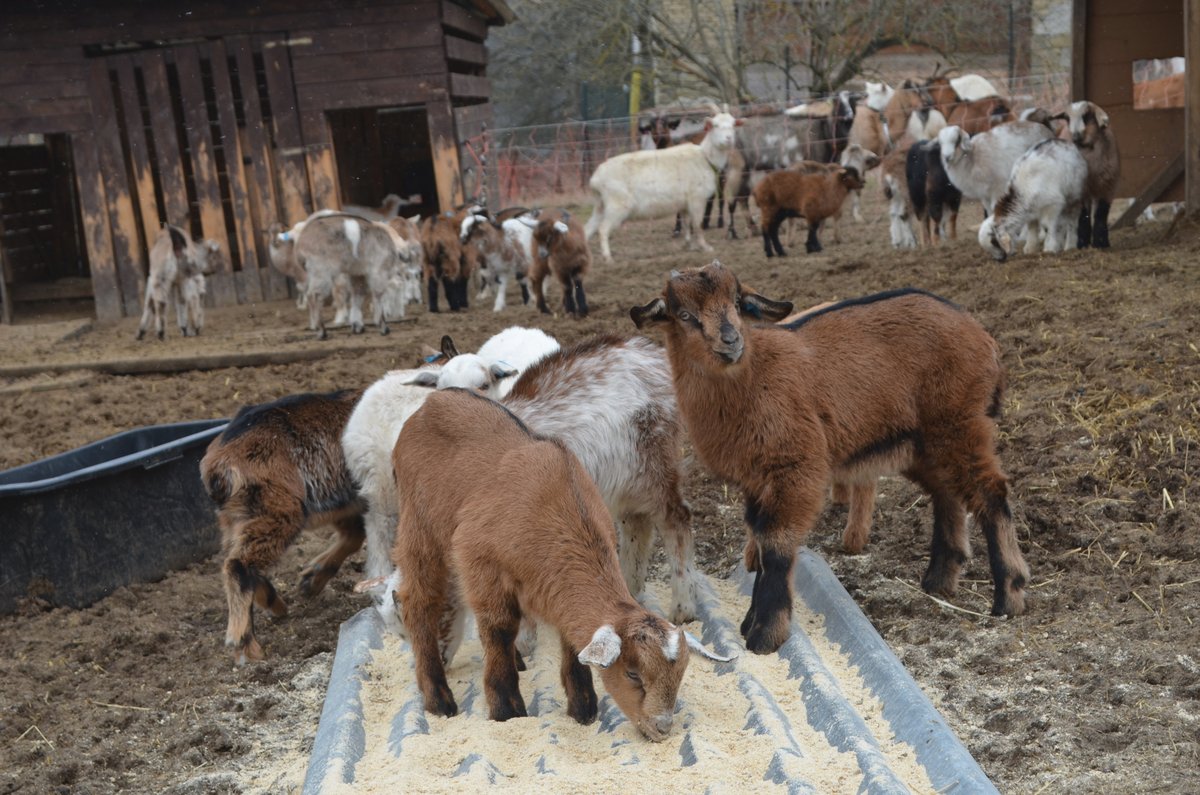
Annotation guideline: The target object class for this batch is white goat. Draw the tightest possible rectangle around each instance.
[979,139,1088,261]
[950,74,1003,102]
[403,326,561,399]
[584,112,742,262]
[136,224,222,340]
[937,122,1054,213]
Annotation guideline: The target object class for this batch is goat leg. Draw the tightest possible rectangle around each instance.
[1076,203,1094,249]
[1092,199,1111,248]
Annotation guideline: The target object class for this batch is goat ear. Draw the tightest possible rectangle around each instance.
[401,369,440,388]
[630,297,669,329]
[578,625,622,668]
[865,154,882,170]
[685,631,737,663]
[1092,105,1110,128]
[1050,112,1068,122]
[739,289,793,322]
[488,362,519,382]
[440,335,460,359]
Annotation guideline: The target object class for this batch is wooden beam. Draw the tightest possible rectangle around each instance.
[87,60,145,317]
[229,34,287,300]
[449,73,491,100]
[112,56,163,265]
[138,51,191,228]
[1112,152,1185,229]
[260,38,313,225]
[207,39,263,303]
[300,110,340,210]
[441,0,488,40]
[70,131,122,323]
[1187,0,1200,215]
[426,89,464,211]
[0,213,11,324]
[173,45,236,307]
[1071,0,1087,102]
[0,342,407,379]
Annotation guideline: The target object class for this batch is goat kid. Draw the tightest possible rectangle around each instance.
[137,224,223,340]
[392,389,730,738]
[632,262,1030,653]
[202,390,366,664]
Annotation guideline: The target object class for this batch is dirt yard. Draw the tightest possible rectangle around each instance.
[1,195,1198,794]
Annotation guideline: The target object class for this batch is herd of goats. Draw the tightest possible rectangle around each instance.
[118,69,1116,741]
[133,70,1118,345]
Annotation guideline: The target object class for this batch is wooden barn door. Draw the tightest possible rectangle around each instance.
[86,36,323,314]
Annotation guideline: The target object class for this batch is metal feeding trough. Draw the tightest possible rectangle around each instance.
[303,549,998,793]
[0,419,227,613]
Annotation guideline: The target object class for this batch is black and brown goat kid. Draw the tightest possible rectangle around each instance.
[201,389,365,664]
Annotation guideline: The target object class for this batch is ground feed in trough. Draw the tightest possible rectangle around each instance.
[303,549,998,793]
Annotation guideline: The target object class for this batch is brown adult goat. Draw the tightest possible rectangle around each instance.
[632,262,1030,654]
[201,390,366,664]
[392,388,730,740]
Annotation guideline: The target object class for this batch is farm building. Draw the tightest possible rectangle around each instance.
[1072,0,1200,223]
[0,0,512,324]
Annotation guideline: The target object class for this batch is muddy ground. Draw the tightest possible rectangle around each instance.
[1,193,1198,794]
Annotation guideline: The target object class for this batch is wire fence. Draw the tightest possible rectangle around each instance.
[473,72,1072,208]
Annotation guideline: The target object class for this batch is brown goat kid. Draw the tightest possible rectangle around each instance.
[201,390,366,664]
[753,167,865,257]
[392,389,730,740]
[530,208,590,317]
[420,210,476,312]
[632,262,1030,654]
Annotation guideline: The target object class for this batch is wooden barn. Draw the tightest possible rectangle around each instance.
[0,0,513,324]
[1072,0,1200,225]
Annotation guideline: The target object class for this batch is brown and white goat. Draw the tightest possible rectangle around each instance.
[632,262,1030,654]
[136,224,222,340]
[753,166,865,256]
[459,212,532,312]
[1054,100,1120,249]
[392,388,730,738]
[201,390,366,664]
[531,208,590,317]
[420,211,476,312]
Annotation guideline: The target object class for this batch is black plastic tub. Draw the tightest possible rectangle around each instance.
[0,420,228,614]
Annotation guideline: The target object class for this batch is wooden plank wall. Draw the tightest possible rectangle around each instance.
[0,0,502,322]
[1082,0,1186,201]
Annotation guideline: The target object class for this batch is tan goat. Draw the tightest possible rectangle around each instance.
[392,388,730,740]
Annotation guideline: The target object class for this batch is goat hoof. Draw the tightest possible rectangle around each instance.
[136,329,145,341]
[298,565,332,597]
[157,330,165,341]
[351,324,365,334]
[425,686,458,717]
[379,324,390,336]
[567,689,599,725]
[317,329,328,341]
[743,618,788,655]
